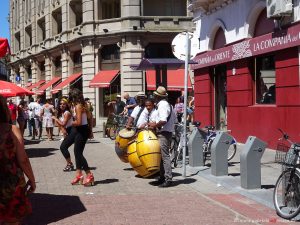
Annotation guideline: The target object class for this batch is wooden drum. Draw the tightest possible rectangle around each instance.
[127,141,158,177]
[136,130,161,172]
[115,128,136,150]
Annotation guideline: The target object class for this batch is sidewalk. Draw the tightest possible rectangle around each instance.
[22,127,297,224]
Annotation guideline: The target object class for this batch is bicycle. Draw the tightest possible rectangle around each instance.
[170,122,187,168]
[273,129,300,220]
[107,114,128,140]
[201,125,237,165]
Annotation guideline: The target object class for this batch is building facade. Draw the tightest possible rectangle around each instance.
[0,59,9,81]
[189,0,300,148]
[9,0,194,123]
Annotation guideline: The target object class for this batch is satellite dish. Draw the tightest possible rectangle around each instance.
[172,32,199,61]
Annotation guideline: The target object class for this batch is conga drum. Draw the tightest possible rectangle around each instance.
[136,130,161,172]
[114,144,128,163]
[127,140,159,177]
[115,128,136,150]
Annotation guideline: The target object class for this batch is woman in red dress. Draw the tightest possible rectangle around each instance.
[0,95,36,225]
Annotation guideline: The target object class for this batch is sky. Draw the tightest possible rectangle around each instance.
[0,0,10,41]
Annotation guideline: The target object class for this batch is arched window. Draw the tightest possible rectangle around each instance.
[212,28,226,50]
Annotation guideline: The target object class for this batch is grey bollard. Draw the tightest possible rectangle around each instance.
[102,122,106,138]
[188,128,205,167]
[240,136,267,189]
[211,131,233,176]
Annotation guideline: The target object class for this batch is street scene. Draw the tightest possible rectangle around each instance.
[1,0,300,224]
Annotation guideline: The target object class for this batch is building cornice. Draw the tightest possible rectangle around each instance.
[188,0,234,14]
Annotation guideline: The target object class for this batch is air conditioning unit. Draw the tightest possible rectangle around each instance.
[267,0,293,18]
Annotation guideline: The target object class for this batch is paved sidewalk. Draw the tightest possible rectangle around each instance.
[22,128,296,225]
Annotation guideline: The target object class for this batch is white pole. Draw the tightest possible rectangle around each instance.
[182,32,190,178]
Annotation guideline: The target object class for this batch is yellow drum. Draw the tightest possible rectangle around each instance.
[136,130,161,172]
[115,128,135,150]
[127,141,159,177]
[115,144,129,163]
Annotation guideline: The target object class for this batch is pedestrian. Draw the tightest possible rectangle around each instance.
[60,88,94,186]
[174,97,184,123]
[0,94,36,225]
[126,92,147,129]
[17,101,26,137]
[148,86,176,188]
[84,98,94,113]
[41,99,55,141]
[52,98,74,172]
[123,92,137,116]
[107,94,125,115]
[28,97,43,140]
[7,98,17,125]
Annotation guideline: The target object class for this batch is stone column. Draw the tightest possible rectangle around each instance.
[121,0,141,17]
[61,46,69,96]
[31,60,38,84]
[45,55,52,98]
[61,1,68,42]
[81,39,96,116]
[120,36,144,96]
[82,0,94,35]
[10,69,17,84]
[19,64,26,87]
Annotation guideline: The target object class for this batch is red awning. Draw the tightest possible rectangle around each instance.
[0,38,10,58]
[89,70,119,88]
[25,83,32,88]
[146,69,192,91]
[51,73,82,94]
[27,80,46,91]
[36,77,61,95]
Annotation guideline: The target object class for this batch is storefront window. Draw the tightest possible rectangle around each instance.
[255,55,275,104]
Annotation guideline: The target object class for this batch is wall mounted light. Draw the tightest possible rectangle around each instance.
[103,28,108,33]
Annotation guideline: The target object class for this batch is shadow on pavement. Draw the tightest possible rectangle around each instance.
[171,178,197,187]
[24,139,41,145]
[261,184,275,189]
[94,178,119,185]
[23,193,86,225]
[25,148,59,158]
[123,168,134,171]
[229,172,240,177]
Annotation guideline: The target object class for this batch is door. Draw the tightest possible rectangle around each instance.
[214,65,227,130]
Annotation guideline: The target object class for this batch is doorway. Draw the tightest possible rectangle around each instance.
[214,65,227,130]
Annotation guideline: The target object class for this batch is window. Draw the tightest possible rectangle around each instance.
[255,55,276,104]
[99,0,120,20]
[100,45,120,61]
[52,8,62,35]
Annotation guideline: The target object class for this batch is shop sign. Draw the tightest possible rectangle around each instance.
[192,22,300,69]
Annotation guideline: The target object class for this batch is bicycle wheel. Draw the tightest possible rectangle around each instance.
[273,169,300,219]
[108,125,118,140]
[227,143,237,161]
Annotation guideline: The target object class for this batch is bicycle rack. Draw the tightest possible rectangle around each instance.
[188,127,205,167]
[240,136,267,189]
[211,131,233,176]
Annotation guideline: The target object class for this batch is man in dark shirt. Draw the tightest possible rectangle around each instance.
[123,92,137,116]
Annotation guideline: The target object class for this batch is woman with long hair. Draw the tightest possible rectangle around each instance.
[52,98,74,172]
[0,95,36,225]
[41,99,55,141]
[60,89,94,186]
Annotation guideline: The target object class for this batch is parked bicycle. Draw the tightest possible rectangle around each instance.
[107,114,128,140]
[201,125,237,165]
[273,129,300,220]
[170,121,237,167]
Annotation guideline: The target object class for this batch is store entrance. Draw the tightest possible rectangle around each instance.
[214,65,227,131]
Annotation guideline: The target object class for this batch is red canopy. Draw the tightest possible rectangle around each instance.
[36,77,61,95]
[0,38,10,58]
[0,81,34,97]
[51,73,82,94]
[146,69,192,91]
[89,70,119,88]
[27,80,46,91]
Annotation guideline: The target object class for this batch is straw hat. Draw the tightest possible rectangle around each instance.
[153,86,168,97]
[116,94,121,98]
[136,91,146,97]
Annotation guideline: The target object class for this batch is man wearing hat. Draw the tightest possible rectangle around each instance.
[126,92,147,129]
[148,86,176,188]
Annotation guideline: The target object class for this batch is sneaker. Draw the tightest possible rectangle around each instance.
[59,137,64,142]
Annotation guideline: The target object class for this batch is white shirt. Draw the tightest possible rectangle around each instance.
[156,99,176,132]
[59,111,73,128]
[130,105,148,128]
[28,102,39,119]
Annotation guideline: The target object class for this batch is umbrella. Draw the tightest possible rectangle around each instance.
[0,38,10,58]
[0,80,34,97]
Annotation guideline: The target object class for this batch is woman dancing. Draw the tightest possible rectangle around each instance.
[60,89,94,186]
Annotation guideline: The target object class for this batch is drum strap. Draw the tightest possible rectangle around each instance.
[133,106,145,127]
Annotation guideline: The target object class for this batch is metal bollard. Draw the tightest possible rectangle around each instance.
[240,136,267,189]
[211,131,233,176]
[188,127,205,167]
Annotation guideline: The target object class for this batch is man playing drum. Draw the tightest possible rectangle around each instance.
[125,92,147,129]
[148,86,176,188]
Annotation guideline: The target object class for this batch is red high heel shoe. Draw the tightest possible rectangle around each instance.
[83,173,94,186]
[71,174,83,185]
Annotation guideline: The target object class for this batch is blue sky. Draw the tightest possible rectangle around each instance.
[0,0,10,41]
